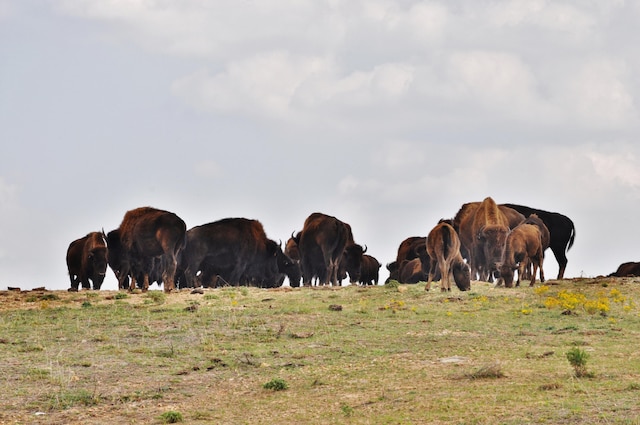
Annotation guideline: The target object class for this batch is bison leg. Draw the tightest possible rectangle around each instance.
[426,257,438,291]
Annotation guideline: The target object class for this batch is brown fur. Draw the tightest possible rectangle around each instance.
[460,197,510,281]
[66,232,108,291]
[426,222,470,292]
[498,223,545,287]
[118,206,186,292]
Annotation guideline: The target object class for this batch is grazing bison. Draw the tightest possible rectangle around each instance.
[359,254,381,286]
[498,223,545,287]
[426,221,471,292]
[609,262,640,277]
[502,204,575,279]
[66,232,109,291]
[398,258,427,284]
[298,212,365,286]
[283,233,302,287]
[385,236,427,283]
[116,207,187,292]
[181,218,285,288]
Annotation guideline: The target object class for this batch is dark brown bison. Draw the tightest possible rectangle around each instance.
[359,254,381,286]
[426,222,470,292]
[498,223,545,287]
[66,232,108,291]
[181,218,289,288]
[283,233,302,287]
[398,258,427,284]
[385,236,427,283]
[298,212,364,286]
[116,207,187,292]
[609,262,640,277]
[501,204,575,279]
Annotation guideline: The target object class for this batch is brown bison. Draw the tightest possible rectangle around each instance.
[609,262,640,277]
[501,204,575,279]
[181,218,290,288]
[398,258,427,284]
[283,233,302,287]
[359,254,382,286]
[66,232,109,291]
[457,197,510,281]
[116,207,187,292]
[453,201,524,267]
[498,223,545,287]
[426,221,471,292]
[385,236,427,283]
[298,212,365,286]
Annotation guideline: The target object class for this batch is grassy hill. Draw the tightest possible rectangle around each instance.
[1,277,639,424]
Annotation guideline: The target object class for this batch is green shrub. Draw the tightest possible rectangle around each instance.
[263,378,288,391]
[159,411,183,423]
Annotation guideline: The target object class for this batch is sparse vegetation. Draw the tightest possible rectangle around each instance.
[159,410,183,423]
[1,279,640,423]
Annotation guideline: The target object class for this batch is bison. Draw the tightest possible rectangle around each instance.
[502,203,575,279]
[116,206,187,292]
[385,236,427,283]
[426,221,471,292]
[66,232,109,291]
[359,254,381,286]
[298,212,365,286]
[457,197,510,281]
[498,223,545,287]
[181,218,285,288]
[609,262,640,277]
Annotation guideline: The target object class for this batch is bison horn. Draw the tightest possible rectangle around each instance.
[363,244,367,253]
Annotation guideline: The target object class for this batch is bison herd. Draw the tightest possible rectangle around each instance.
[67,198,584,293]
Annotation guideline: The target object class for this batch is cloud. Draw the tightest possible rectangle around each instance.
[587,150,640,191]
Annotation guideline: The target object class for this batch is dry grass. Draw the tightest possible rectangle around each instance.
[1,278,640,424]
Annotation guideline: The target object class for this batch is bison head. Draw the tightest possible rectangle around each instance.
[89,246,109,290]
[452,261,471,291]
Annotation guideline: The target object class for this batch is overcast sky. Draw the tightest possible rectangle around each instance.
[1,1,639,290]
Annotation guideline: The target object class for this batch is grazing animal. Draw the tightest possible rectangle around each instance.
[398,258,427,284]
[498,223,545,287]
[609,262,640,277]
[66,232,109,291]
[502,204,575,279]
[116,206,187,292]
[298,213,365,286]
[283,233,302,287]
[359,254,382,285]
[181,218,288,288]
[426,222,471,292]
[385,236,427,282]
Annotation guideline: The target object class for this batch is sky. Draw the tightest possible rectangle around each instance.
[1,0,639,291]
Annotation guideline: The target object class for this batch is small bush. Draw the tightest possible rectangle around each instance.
[566,347,591,377]
[159,411,183,423]
[263,378,288,391]
[465,362,505,380]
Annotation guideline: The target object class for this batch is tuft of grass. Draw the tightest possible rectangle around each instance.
[464,362,505,380]
[145,291,166,304]
[159,410,183,423]
[566,347,592,378]
[263,378,288,391]
[47,389,101,410]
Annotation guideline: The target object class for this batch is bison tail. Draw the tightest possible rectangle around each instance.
[442,226,451,260]
[566,224,576,252]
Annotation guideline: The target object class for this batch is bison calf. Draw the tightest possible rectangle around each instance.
[426,222,471,292]
[498,223,545,288]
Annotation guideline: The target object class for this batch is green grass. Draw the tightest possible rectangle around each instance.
[1,279,640,423]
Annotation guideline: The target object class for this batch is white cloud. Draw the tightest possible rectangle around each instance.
[588,150,640,190]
